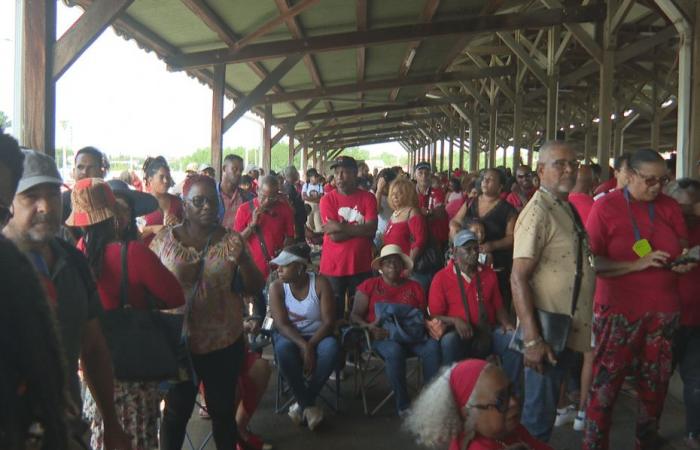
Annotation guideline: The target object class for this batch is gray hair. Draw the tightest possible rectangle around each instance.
[403,365,478,449]
[538,140,573,165]
[283,165,299,179]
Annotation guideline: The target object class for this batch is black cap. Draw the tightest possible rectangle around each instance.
[414,161,431,172]
[330,156,358,170]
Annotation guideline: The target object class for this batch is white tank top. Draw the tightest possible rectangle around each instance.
[283,272,321,336]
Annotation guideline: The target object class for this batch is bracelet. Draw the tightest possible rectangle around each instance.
[523,337,543,349]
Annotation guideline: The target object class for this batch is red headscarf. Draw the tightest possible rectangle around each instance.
[450,359,488,418]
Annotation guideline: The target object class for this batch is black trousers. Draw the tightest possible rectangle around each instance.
[326,272,372,319]
[160,337,245,450]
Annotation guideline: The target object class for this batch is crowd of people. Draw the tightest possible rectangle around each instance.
[1,129,700,450]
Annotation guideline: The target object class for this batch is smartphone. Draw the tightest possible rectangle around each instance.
[666,246,700,268]
[262,316,274,331]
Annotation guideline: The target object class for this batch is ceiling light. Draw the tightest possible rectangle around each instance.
[405,49,416,68]
[592,117,600,123]
[662,97,675,108]
[569,124,575,129]
[611,113,617,120]
[624,109,633,117]
[425,93,442,99]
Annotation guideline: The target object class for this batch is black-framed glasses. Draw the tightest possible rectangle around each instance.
[551,159,580,171]
[467,384,513,414]
[0,203,13,227]
[516,172,533,179]
[188,196,218,209]
[633,169,670,187]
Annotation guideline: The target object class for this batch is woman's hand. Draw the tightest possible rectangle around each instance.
[632,250,670,272]
[672,262,697,274]
[302,343,316,376]
[524,340,557,374]
[453,317,473,340]
[368,322,389,340]
[228,232,247,262]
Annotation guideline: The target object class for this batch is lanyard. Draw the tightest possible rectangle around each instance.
[623,187,654,242]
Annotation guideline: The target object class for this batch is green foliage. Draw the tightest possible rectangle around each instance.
[0,111,11,131]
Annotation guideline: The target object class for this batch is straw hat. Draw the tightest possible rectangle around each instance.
[371,244,413,272]
[65,178,116,227]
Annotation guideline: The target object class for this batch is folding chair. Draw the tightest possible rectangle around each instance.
[272,337,342,415]
[352,328,423,416]
[158,381,213,450]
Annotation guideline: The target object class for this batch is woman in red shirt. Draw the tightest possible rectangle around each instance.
[65,178,185,450]
[383,177,427,262]
[405,359,552,450]
[584,149,695,450]
[141,156,183,245]
[350,245,440,414]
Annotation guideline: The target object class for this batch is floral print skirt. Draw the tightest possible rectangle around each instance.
[83,380,161,450]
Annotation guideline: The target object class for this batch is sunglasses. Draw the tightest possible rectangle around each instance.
[516,173,533,179]
[0,203,13,227]
[188,196,218,209]
[551,159,580,171]
[633,170,670,187]
[468,384,513,414]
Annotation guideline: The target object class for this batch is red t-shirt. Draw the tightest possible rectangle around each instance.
[454,425,552,450]
[143,194,184,246]
[568,192,594,226]
[77,240,185,311]
[323,183,335,194]
[383,214,427,256]
[233,198,295,278]
[680,223,700,327]
[594,178,617,196]
[356,277,425,323]
[319,189,378,277]
[446,196,467,220]
[505,188,535,211]
[417,186,448,243]
[586,190,688,318]
[428,261,503,326]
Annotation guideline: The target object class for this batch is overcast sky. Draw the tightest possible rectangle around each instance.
[0,1,401,162]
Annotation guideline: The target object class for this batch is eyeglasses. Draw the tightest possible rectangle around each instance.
[0,203,13,227]
[551,159,580,171]
[516,173,533,179]
[633,169,670,187]
[188,196,218,209]
[467,384,513,414]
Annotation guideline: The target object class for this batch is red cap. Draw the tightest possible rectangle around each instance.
[449,359,488,417]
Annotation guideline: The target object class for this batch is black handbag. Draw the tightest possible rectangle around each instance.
[509,202,586,355]
[100,242,183,381]
[413,188,444,274]
[455,265,493,358]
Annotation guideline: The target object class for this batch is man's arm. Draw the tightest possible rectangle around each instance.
[80,320,132,450]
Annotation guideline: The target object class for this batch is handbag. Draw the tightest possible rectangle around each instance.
[509,202,586,355]
[412,194,444,274]
[455,264,493,358]
[100,242,183,381]
[374,302,428,344]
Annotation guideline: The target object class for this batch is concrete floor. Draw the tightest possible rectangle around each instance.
[183,358,690,450]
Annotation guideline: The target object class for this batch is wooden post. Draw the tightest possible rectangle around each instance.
[263,103,272,173]
[527,143,534,166]
[21,0,56,157]
[584,126,593,161]
[288,128,295,166]
[431,140,437,171]
[459,122,465,170]
[597,2,615,179]
[689,1,700,174]
[488,100,497,168]
[210,64,225,180]
[546,26,559,141]
[301,142,308,170]
[312,146,318,170]
[448,134,454,174]
[613,119,623,157]
[469,110,480,172]
[439,139,445,172]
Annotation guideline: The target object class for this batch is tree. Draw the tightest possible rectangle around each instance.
[0,111,11,131]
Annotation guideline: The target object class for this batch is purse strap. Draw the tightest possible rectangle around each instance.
[248,199,272,262]
[568,203,586,317]
[454,263,489,328]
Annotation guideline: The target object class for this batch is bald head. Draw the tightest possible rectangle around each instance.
[537,140,578,196]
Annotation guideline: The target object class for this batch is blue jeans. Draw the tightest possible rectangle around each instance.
[676,326,700,435]
[439,328,522,385]
[522,347,577,442]
[273,333,340,409]
[371,338,441,412]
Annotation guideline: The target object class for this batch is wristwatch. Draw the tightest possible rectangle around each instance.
[523,337,543,348]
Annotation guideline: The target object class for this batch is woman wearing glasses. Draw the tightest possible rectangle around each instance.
[584,149,696,450]
[405,359,552,450]
[150,175,264,450]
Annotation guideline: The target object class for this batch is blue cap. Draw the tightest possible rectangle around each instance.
[453,229,478,247]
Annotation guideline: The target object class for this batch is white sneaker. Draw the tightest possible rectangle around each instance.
[554,405,577,427]
[303,406,324,431]
[288,402,303,426]
[328,370,345,381]
[573,410,586,431]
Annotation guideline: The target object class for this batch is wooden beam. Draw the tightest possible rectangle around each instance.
[235,0,319,50]
[211,64,225,180]
[497,32,548,85]
[288,128,295,165]
[260,66,513,104]
[296,112,444,134]
[263,103,272,173]
[223,54,303,131]
[271,99,320,146]
[390,0,441,101]
[53,0,133,80]
[314,125,416,142]
[464,52,515,101]
[21,0,56,157]
[539,0,603,64]
[167,5,606,69]
[272,97,471,125]
[356,0,367,104]
[615,25,677,65]
[610,0,635,32]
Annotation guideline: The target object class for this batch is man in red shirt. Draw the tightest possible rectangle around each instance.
[506,165,536,212]
[593,152,631,198]
[319,156,378,318]
[234,175,295,279]
[568,164,595,225]
[429,230,519,378]
[219,154,254,229]
[666,178,700,448]
[414,161,448,288]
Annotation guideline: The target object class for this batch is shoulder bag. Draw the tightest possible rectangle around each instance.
[455,265,493,358]
[509,203,586,355]
[413,188,443,274]
[99,241,184,381]
[374,302,427,344]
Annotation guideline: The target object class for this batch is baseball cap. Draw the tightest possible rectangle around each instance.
[65,178,116,227]
[16,149,63,194]
[453,229,478,247]
[414,161,431,172]
[330,156,358,170]
[199,163,214,172]
[185,162,199,173]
